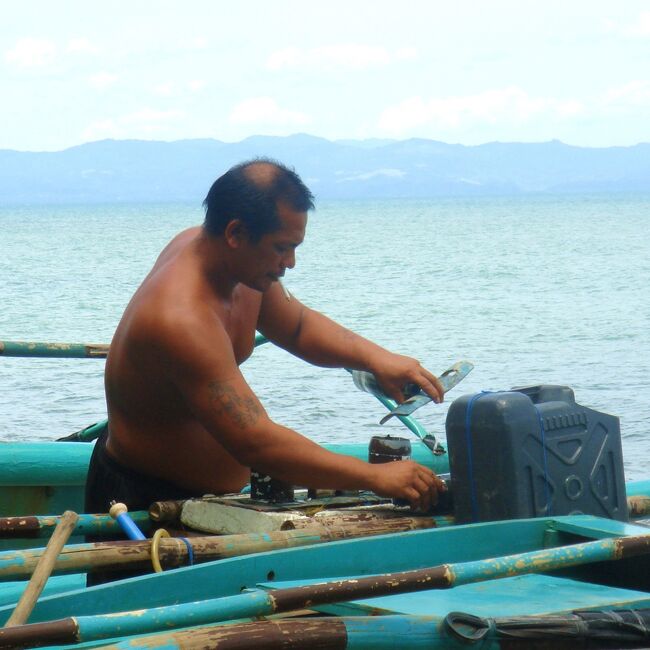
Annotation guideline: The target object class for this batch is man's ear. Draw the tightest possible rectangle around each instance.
[224,219,248,248]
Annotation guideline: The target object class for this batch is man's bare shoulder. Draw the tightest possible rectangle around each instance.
[133,291,228,354]
[119,278,228,369]
[151,226,202,271]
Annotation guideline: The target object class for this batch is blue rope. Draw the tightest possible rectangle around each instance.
[465,391,493,523]
[179,536,194,566]
[533,405,553,515]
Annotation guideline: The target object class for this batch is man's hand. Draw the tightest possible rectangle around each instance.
[370,352,445,404]
[369,460,446,512]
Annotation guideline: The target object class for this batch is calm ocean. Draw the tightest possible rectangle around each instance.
[1,195,649,478]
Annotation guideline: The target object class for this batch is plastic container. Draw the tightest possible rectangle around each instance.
[446,385,627,523]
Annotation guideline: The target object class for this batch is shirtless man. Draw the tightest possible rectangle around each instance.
[85,159,446,520]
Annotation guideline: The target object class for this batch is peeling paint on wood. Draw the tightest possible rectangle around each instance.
[0,340,109,359]
[101,619,348,650]
[0,517,40,538]
[0,616,78,647]
[270,566,453,613]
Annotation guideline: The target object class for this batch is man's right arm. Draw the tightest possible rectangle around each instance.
[157,314,443,510]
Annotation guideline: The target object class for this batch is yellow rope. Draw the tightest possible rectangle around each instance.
[150,528,170,573]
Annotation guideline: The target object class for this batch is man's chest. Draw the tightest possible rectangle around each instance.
[223,289,263,365]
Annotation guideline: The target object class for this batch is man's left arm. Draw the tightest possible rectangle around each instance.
[258,283,444,404]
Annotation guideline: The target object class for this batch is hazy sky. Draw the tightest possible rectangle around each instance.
[2,1,649,151]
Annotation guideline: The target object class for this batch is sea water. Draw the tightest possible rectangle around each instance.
[1,195,649,479]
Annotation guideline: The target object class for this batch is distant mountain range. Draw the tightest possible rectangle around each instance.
[1,134,648,203]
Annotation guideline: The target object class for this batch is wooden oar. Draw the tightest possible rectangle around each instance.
[2,531,650,647]
[3,511,78,628]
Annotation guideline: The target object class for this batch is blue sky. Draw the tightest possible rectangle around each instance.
[2,1,649,151]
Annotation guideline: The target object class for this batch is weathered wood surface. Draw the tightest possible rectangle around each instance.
[0,512,151,540]
[102,618,350,650]
[3,511,78,627]
[5,531,650,649]
[628,495,650,518]
[0,515,439,580]
[179,495,433,535]
[0,340,109,358]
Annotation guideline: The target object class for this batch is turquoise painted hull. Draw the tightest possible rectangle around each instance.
[1,515,650,649]
[1,443,650,649]
[0,439,449,524]
[0,436,648,648]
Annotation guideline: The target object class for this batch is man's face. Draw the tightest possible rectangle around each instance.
[243,202,307,291]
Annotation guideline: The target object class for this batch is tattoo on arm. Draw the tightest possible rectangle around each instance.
[208,380,262,429]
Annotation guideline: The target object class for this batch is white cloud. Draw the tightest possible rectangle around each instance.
[187,79,206,92]
[339,168,406,182]
[5,38,56,67]
[267,47,301,70]
[603,11,650,38]
[395,47,417,61]
[229,97,310,126]
[67,38,99,55]
[266,44,416,71]
[179,36,208,50]
[153,82,175,97]
[378,88,584,134]
[604,80,650,106]
[83,107,184,140]
[123,108,183,125]
[632,12,650,37]
[88,72,118,90]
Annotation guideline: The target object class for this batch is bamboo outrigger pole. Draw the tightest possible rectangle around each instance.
[0,341,110,359]
[0,516,448,582]
[89,611,650,650]
[0,334,268,359]
[0,511,151,540]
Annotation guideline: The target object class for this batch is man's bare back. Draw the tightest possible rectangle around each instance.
[91,160,446,516]
[105,226,263,494]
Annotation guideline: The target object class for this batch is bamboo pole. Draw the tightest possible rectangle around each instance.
[0,516,445,582]
[0,511,151,540]
[0,334,268,360]
[628,495,650,519]
[3,511,78,628]
[3,531,650,648]
[0,341,110,359]
[102,618,352,650]
[87,610,650,650]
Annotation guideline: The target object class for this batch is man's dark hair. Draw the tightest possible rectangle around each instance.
[203,158,315,242]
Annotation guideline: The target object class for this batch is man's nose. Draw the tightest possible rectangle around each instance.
[284,249,296,269]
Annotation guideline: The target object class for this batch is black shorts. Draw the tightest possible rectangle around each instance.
[84,429,203,586]
[84,428,201,515]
